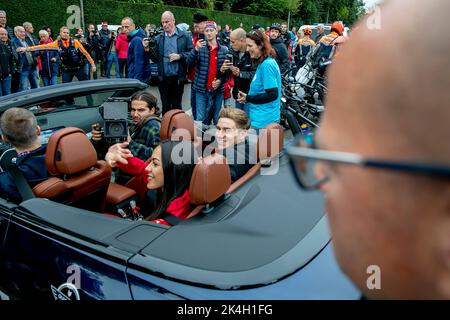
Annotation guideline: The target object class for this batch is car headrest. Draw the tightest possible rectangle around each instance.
[189,154,231,205]
[160,110,195,141]
[46,127,98,176]
[257,123,284,160]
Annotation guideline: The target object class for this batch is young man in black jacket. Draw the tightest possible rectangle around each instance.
[212,108,256,182]
[220,28,256,114]
[268,23,290,75]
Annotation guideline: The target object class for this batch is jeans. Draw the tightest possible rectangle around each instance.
[106,53,120,79]
[19,67,40,92]
[42,74,58,86]
[0,75,12,96]
[62,66,88,83]
[196,90,223,125]
[235,100,249,115]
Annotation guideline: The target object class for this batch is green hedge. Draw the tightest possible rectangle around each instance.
[3,0,273,34]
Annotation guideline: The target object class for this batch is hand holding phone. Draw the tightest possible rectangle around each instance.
[225,53,234,65]
[196,39,206,51]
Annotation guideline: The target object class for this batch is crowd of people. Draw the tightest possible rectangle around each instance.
[0,9,348,129]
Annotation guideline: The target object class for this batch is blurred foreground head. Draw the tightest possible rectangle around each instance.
[317,0,450,299]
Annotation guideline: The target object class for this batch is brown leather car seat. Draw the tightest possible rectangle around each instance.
[160,109,195,141]
[186,153,231,219]
[33,127,112,212]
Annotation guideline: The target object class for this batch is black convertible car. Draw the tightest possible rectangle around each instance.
[0,80,359,300]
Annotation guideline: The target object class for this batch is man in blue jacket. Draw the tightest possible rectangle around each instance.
[147,11,193,115]
[13,26,39,92]
[121,17,151,83]
[0,108,50,203]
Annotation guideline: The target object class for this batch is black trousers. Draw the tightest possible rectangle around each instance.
[158,76,184,115]
[118,58,127,78]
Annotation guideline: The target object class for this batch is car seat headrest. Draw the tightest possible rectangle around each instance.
[45,127,98,176]
[189,154,231,205]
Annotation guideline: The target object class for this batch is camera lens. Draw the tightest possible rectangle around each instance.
[109,122,125,135]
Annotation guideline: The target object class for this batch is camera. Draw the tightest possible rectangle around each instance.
[148,26,162,38]
[146,27,162,46]
[98,97,130,143]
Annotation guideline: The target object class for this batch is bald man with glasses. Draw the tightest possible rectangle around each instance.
[287,0,450,299]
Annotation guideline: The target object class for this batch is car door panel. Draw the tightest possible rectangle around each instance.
[0,199,170,300]
[1,214,131,300]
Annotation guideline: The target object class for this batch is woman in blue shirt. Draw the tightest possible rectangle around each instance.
[236,29,281,129]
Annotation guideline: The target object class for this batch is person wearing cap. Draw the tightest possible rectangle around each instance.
[147,11,193,114]
[315,21,348,62]
[186,21,229,125]
[295,28,316,68]
[268,23,289,75]
[189,12,209,119]
[99,21,111,77]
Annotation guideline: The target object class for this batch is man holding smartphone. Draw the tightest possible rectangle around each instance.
[220,28,256,114]
[186,21,229,125]
[188,12,209,119]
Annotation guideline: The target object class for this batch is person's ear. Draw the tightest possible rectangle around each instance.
[1,134,9,143]
[36,125,41,137]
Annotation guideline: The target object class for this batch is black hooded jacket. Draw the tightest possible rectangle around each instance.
[270,38,290,74]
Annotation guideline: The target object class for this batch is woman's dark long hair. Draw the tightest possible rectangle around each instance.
[246,29,276,65]
[148,140,197,220]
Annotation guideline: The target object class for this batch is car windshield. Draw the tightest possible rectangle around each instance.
[25,90,134,115]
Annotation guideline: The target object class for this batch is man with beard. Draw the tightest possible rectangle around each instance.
[268,23,289,75]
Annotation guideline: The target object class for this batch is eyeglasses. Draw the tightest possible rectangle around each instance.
[287,134,450,190]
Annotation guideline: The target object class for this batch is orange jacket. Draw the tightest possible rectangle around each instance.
[298,36,316,47]
[28,38,95,66]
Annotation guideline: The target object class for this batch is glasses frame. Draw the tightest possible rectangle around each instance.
[287,134,450,190]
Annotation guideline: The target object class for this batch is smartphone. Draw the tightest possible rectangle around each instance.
[225,53,234,64]
[198,33,206,41]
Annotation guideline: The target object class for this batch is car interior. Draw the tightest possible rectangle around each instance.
[8,107,285,225]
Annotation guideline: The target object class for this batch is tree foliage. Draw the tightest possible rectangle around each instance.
[295,0,366,26]
[158,0,365,24]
